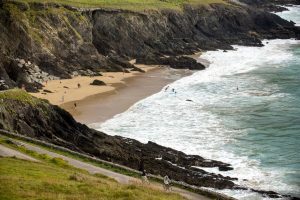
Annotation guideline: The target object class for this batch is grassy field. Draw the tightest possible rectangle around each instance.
[0,144,187,200]
[0,135,141,178]
[14,0,225,10]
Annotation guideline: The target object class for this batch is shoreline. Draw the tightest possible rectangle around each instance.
[61,67,192,124]
[30,64,193,125]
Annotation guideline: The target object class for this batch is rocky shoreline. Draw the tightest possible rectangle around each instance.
[0,0,300,199]
[0,0,300,91]
[0,90,299,199]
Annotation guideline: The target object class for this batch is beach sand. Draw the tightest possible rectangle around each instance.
[31,64,191,125]
[62,67,191,125]
[30,65,156,106]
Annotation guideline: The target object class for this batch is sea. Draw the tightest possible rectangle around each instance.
[96,6,300,199]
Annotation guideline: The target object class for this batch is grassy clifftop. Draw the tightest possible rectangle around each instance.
[12,0,225,10]
[0,137,186,200]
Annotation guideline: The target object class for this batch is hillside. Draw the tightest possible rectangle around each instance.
[11,0,226,10]
[0,0,299,91]
[0,89,298,199]
[0,141,186,200]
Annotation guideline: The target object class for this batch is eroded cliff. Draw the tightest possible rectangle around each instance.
[0,0,299,91]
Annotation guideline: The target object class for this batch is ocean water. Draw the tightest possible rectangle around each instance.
[97,7,300,199]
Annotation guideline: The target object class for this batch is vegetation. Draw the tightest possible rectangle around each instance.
[0,89,44,105]
[14,0,225,10]
[0,136,141,178]
[0,157,187,200]
[0,139,187,200]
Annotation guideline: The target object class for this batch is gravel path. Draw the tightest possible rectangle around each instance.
[0,144,38,162]
[1,141,210,200]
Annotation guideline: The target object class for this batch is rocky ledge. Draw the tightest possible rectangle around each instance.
[1,0,300,91]
[0,89,298,199]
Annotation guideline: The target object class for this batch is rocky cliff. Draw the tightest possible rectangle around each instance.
[0,89,298,199]
[0,0,299,91]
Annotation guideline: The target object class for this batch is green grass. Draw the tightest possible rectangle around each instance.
[0,138,186,200]
[0,136,141,178]
[0,89,44,105]
[0,136,225,199]
[13,0,225,11]
[0,157,187,200]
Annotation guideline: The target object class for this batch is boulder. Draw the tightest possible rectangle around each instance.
[136,56,206,70]
[90,79,106,86]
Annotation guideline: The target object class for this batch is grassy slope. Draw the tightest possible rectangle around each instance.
[14,0,225,10]
[0,89,44,105]
[0,143,186,200]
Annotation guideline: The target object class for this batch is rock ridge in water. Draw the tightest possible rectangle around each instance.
[0,89,298,199]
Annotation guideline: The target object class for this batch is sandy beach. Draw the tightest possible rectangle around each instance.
[62,67,191,124]
[30,65,156,106]
[30,64,191,124]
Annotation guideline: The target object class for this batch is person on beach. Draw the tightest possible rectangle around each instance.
[74,102,77,109]
[165,86,169,91]
[77,83,81,89]
[163,175,171,191]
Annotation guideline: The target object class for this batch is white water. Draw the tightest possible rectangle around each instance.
[96,39,299,199]
[95,7,300,200]
[276,5,300,26]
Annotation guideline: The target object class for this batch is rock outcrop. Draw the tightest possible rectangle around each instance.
[0,1,299,91]
[0,89,298,199]
[90,79,106,86]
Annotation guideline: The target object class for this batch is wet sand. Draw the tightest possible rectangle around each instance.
[61,67,191,124]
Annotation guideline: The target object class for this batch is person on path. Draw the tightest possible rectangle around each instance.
[163,175,171,191]
[141,170,149,184]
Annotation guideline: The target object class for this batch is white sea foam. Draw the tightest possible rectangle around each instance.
[276,5,300,26]
[96,7,300,199]
[96,39,299,199]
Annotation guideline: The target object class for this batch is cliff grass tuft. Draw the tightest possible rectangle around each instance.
[13,0,225,10]
[0,89,43,105]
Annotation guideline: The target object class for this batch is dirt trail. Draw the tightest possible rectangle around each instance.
[1,141,210,200]
[0,144,38,162]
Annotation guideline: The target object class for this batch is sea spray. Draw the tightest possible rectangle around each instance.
[97,7,300,200]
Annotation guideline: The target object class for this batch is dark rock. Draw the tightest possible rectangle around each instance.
[130,66,145,73]
[90,79,106,86]
[219,166,234,171]
[43,89,53,93]
[0,90,299,199]
[136,56,206,70]
[1,1,300,89]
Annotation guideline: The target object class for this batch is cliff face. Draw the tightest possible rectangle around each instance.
[91,3,297,58]
[1,89,299,199]
[0,89,236,190]
[0,1,299,91]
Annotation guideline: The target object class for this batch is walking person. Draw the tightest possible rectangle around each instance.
[141,170,149,184]
[163,175,171,191]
